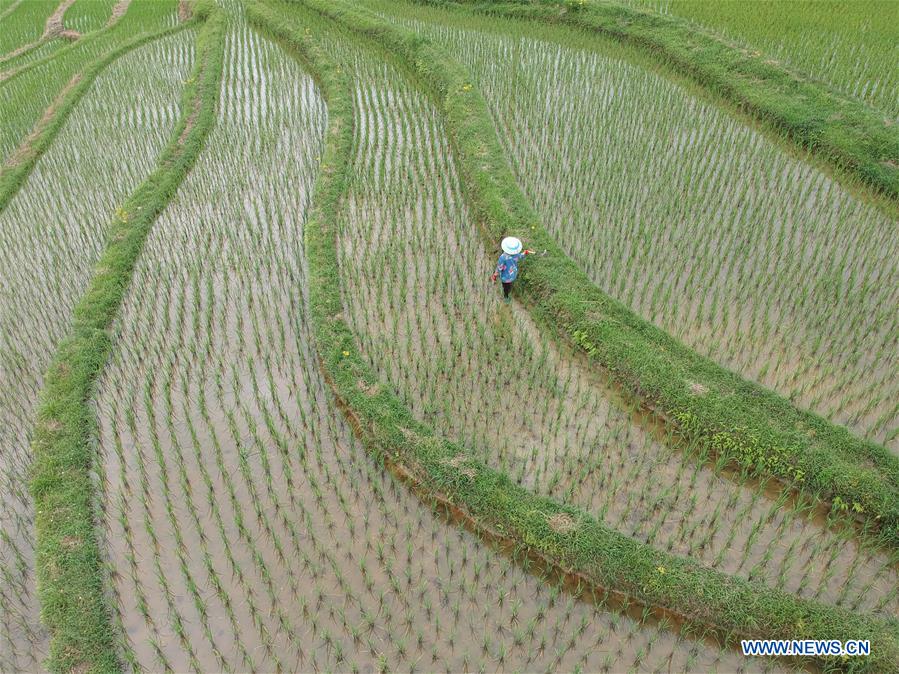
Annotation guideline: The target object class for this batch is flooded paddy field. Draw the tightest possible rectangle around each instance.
[364,0,899,454]
[4,1,896,672]
[91,19,774,672]
[0,30,192,670]
[287,3,898,620]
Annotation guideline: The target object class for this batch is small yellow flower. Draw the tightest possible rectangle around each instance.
[656,566,666,574]
[342,350,350,357]
[462,83,472,91]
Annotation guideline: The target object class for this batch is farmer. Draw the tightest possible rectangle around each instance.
[491,236,534,303]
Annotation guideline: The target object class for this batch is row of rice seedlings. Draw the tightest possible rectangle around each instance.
[0,30,193,672]
[365,1,899,452]
[0,0,180,162]
[103,368,770,674]
[92,23,331,669]
[0,35,65,73]
[624,0,899,119]
[92,16,778,671]
[286,8,899,620]
[63,0,119,34]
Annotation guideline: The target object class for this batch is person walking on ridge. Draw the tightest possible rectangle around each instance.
[491,236,534,303]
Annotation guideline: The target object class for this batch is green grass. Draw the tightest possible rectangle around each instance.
[27,2,224,670]
[249,2,899,670]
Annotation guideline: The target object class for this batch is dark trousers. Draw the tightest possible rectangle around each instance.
[502,281,513,298]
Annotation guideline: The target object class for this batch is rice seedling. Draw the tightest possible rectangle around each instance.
[0,27,193,670]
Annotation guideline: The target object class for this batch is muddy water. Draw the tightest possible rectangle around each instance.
[364,1,899,455]
[0,31,192,671]
[284,9,899,621]
[92,15,781,672]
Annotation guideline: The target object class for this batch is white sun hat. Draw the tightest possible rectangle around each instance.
[501,236,523,255]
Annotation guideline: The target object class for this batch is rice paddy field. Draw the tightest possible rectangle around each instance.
[0,25,192,668]
[1,0,181,161]
[364,0,899,453]
[1,0,897,672]
[623,0,899,119]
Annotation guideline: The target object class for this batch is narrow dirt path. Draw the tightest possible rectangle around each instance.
[178,0,192,22]
[106,0,132,28]
[44,0,80,38]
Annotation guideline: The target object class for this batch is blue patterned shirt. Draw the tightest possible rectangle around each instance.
[495,252,524,282]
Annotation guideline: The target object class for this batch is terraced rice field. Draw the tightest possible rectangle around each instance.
[296,5,897,618]
[90,16,765,673]
[2,0,897,672]
[0,27,193,670]
[0,0,179,161]
[0,0,57,55]
[366,0,899,453]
